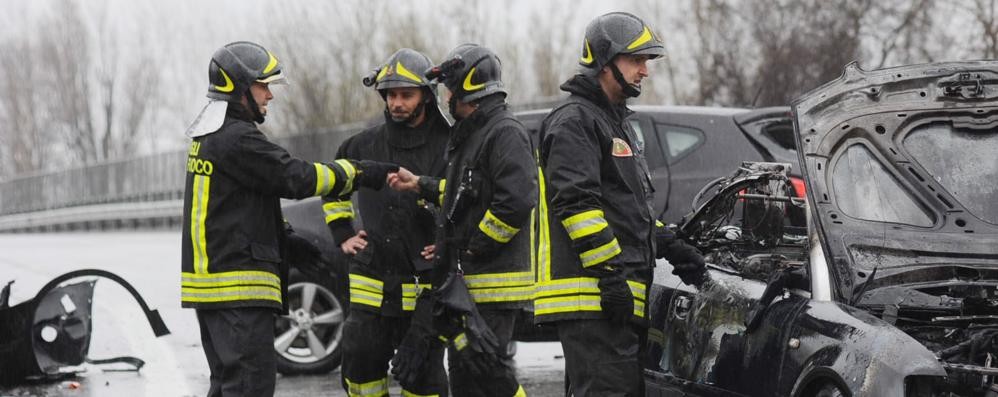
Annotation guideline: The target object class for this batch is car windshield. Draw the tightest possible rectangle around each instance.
[904,122,998,225]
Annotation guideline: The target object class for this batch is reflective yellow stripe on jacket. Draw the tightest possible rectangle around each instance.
[534,277,646,317]
[402,282,432,311]
[478,209,520,243]
[560,209,621,268]
[344,377,388,397]
[464,271,534,304]
[181,270,282,304]
[190,174,211,274]
[349,273,384,309]
[323,200,354,223]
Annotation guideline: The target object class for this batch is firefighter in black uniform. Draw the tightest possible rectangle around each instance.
[390,44,535,397]
[181,41,397,397]
[322,48,451,397]
[533,14,705,396]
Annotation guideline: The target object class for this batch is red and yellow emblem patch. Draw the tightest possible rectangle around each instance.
[611,138,633,157]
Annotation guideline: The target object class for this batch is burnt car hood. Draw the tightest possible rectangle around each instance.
[793,61,998,304]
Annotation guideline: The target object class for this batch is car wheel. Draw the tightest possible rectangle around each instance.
[807,382,845,397]
[274,277,346,374]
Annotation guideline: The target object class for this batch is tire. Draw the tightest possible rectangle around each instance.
[806,382,845,397]
[274,274,346,375]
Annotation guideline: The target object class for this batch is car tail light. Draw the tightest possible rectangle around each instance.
[790,177,807,199]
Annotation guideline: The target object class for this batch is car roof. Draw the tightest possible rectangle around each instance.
[515,104,752,119]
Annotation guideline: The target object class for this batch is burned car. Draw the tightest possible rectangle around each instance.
[645,61,998,396]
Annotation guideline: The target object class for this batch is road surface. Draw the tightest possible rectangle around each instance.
[0,232,565,396]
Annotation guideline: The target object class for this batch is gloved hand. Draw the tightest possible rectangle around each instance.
[285,229,323,268]
[354,160,400,190]
[434,272,508,376]
[663,239,706,276]
[596,270,634,325]
[390,292,444,385]
[654,222,677,258]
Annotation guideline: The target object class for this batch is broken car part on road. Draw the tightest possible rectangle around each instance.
[0,269,170,385]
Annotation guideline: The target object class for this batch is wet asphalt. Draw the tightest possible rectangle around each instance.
[0,232,566,397]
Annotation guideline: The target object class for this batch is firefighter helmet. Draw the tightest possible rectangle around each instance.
[578,12,665,77]
[426,43,505,103]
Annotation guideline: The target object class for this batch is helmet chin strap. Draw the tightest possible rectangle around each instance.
[244,91,266,123]
[608,62,641,98]
[448,94,462,121]
[387,99,427,126]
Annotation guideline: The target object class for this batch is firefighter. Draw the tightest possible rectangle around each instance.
[323,48,451,397]
[533,13,705,396]
[180,41,398,397]
[389,43,535,397]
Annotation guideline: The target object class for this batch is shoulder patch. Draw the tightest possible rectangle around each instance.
[611,138,633,157]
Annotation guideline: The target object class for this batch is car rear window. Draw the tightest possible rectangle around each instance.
[832,143,934,227]
[654,123,705,164]
[904,122,998,224]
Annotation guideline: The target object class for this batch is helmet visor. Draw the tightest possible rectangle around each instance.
[257,70,288,85]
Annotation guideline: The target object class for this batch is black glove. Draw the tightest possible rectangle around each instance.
[390,292,444,385]
[285,229,323,268]
[663,239,706,275]
[354,160,399,190]
[435,272,507,376]
[596,270,633,325]
[654,223,677,258]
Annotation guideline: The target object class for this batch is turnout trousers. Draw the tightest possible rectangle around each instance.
[447,309,526,397]
[558,319,646,397]
[197,307,277,397]
[341,309,448,396]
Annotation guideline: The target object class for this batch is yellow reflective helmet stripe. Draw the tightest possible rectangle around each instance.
[513,385,527,397]
[345,377,389,397]
[190,174,211,274]
[580,39,594,64]
[263,51,279,74]
[478,209,520,243]
[395,61,424,84]
[376,65,389,82]
[214,68,234,92]
[463,67,485,91]
[627,26,653,50]
[580,238,622,268]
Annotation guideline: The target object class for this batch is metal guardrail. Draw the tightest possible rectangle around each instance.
[0,99,563,232]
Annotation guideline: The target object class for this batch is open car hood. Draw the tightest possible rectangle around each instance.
[793,61,998,304]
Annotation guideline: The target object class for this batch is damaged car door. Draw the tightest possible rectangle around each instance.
[646,162,810,396]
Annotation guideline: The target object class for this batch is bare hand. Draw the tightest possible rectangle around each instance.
[388,167,420,192]
[341,230,368,255]
[421,244,436,261]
